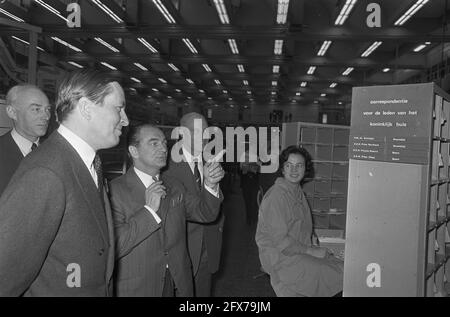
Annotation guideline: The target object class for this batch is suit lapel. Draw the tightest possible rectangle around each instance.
[54,133,109,245]
[179,161,200,193]
[6,132,25,161]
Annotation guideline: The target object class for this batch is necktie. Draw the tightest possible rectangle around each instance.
[93,154,103,191]
[30,143,37,152]
[193,161,201,191]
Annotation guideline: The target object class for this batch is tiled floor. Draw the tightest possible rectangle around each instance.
[212,177,276,297]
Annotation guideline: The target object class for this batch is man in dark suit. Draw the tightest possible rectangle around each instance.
[110,124,224,296]
[0,70,129,296]
[164,112,225,296]
[0,84,50,196]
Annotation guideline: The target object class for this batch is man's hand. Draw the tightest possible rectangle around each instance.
[203,162,225,190]
[145,181,166,212]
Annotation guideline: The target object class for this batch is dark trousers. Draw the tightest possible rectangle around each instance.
[193,239,212,297]
[241,173,259,224]
[162,268,176,297]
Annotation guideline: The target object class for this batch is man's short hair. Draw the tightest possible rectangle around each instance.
[5,84,42,107]
[127,123,158,148]
[179,112,206,128]
[56,69,115,123]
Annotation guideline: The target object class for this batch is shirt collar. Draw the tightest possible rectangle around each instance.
[57,124,96,170]
[134,167,159,188]
[11,128,39,157]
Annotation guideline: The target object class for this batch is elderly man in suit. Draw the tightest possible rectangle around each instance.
[0,69,129,296]
[0,84,50,196]
[110,124,224,297]
[164,112,225,296]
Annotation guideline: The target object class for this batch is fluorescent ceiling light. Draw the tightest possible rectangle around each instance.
[317,40,332,56]
[301,82,307,87]
[168,63,179,71]
[413,44,426,52]
[342,67,354,76]
[208,97,212,100]
[383,68,390,72]
[321,93,327,97]
[68,61,84,69]
[213,0,230,24]
[167,96,172,99]
[271,92,276,95]
[223,90,228,94]
[11,36,45,51]
[202,64,212,72]
[199,89,205,93]
[243,80,249,85]
[330,83,337,88]
[0,8,25,22]
[100,62,117,70]
[296,92,301,96]
[175,89,181,92]
[152,88,159,92]
[228,98,233,101]
[34,0,68,22]
[215,79,221,85]
[186,78,194,84]
[273,65,280,73]
[137,38,158,53]
[394,0,429,26]
[237,64,245,73]
[187,96,192,99]
[51,37,82,52]
[335,0,357,25]
[91,0,123,23]
[274,40,283,55]
[94,38,120,52]
[247,91,252,95]
[131,77,141,83]
[272,81,278,86]
[307,66,316,75]
[277,0,290,24]
[228,39,239,54]
[152,0,176,23]
[183,38,198,54]
[158,78,167,84]
[134,62,148,71]
[361,41,382,57]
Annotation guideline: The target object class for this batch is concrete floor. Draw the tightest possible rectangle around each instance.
[212,176,276,297]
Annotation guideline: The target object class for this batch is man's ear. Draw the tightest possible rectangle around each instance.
[78,97,93,120]
[5,105,17,121]
[128,145,138,159]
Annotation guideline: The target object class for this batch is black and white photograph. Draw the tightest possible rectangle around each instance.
[0,0,448,301]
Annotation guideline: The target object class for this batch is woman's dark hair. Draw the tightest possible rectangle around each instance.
[278,145,315,181]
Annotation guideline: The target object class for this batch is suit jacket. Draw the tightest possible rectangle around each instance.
[164,158,225,275]
[0,131,24,196]
[0,131,115,296]
[110,168,222,297]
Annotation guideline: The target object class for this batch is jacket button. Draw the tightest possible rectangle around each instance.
[99,248,105,256]
[219,227,223,233]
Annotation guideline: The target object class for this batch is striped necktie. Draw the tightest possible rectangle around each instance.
[193,161,201,191]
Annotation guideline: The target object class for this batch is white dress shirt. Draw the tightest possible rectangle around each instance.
[182,146,219,197]
[11,128,39,157]
[57,124,98,187]
[134,167,162,224]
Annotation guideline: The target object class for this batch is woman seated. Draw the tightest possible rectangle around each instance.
[255,146,343,297]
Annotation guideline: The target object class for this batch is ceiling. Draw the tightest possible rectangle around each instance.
[0,0,449,121]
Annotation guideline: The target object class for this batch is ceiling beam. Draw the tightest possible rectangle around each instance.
[61,52,427,70]
[1,24,447,42]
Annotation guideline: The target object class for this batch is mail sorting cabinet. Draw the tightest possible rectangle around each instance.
[282,122,350,231]
[343,83,450,296]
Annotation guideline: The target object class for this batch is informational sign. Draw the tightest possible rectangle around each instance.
[349,83,434,165]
